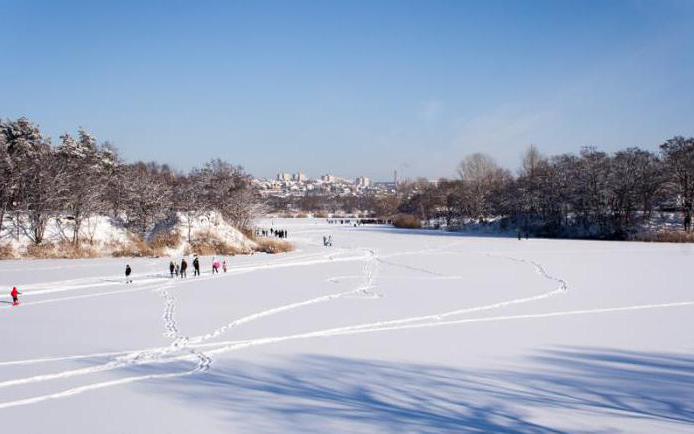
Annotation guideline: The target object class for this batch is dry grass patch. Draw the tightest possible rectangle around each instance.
[149,230,181,250]
[26,241,100,259]
[111,237,162,257]
[631,230,694,243]
[393,214,422,229]
[253,238,295,254]
[186,230,245,256]
[0,244,17,259]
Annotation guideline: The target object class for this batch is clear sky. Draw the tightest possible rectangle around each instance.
[2,0,693,180]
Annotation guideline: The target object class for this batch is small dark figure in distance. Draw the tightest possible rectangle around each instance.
[125,264,132,283]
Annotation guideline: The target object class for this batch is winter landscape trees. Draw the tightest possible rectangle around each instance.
[395,140,694,239]
[0,117,260,251]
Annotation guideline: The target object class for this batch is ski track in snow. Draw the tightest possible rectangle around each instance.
[2,237,693,411]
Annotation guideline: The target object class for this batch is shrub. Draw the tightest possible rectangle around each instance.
[393,214,422,229]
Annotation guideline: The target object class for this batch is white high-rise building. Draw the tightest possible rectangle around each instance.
[355,176,371,188]
[293,172,307,182]
[321,174,336,183]
[276,173,291,181]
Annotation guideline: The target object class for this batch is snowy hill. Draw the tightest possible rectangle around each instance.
[0,212,257,259]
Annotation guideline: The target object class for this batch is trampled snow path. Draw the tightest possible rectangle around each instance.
[0,250,371,310]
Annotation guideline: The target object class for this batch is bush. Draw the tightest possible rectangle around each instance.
[393,214,422,229]
[253,238,295,254]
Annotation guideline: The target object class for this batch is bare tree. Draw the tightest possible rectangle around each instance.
[661,137,694,231]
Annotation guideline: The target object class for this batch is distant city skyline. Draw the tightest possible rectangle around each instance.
[3,0,694,180]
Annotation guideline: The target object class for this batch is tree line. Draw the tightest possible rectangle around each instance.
[397,139,694,239]
[0,117,260,246]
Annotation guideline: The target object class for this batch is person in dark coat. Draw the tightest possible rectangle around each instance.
[125,264,132,283]
[193,256,200,276]
[180,258,188,278]
[169,261,175,277]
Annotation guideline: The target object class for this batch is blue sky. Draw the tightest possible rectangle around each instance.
[2,0,693,180]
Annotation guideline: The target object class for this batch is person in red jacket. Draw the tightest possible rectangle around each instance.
[11,287,21,305]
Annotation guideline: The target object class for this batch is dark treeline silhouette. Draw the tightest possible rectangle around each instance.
[397,140,694,239]
[0,117,260,246]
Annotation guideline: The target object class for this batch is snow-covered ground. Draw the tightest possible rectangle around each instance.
[0,219,692,433]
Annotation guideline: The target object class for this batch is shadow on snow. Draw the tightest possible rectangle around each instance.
[126,347,694,433]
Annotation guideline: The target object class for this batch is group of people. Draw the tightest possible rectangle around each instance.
[322,235,333,247]
[256,228,289,239]
[124,255,230,284]
[166,255,227,278]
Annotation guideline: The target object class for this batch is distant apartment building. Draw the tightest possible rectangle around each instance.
[320,174,336,183]
[355,176,371,188]
[276,172,292,181]
[293,172,307,182]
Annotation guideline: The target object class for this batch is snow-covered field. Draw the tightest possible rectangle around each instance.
[1,219,692,433]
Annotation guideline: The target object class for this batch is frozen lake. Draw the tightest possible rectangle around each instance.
[1,219,693,433]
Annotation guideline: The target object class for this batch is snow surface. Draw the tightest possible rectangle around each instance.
[0,219,692,433]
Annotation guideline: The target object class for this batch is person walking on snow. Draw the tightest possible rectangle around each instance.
[169,261,175,277]
[175,263,180,277]
[11,287,21,305]
[193,256,200,276]
[212,258,220,274]
[180,258,188,278]
[223,259,227,273]
[125,264,132,284]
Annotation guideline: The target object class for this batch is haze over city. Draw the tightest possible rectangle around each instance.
[3,0,694,180]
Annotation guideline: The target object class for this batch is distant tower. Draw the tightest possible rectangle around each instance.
[394,170,398,187]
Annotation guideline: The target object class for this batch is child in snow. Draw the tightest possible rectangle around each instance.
[222,260,227,273]
[11,287,21,305]
[125,264,132,283]
[212,259,220,274]
[175,263,180,277]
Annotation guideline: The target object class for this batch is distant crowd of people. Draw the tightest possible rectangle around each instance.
[327,219,361,226]
[256,228,289,239]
